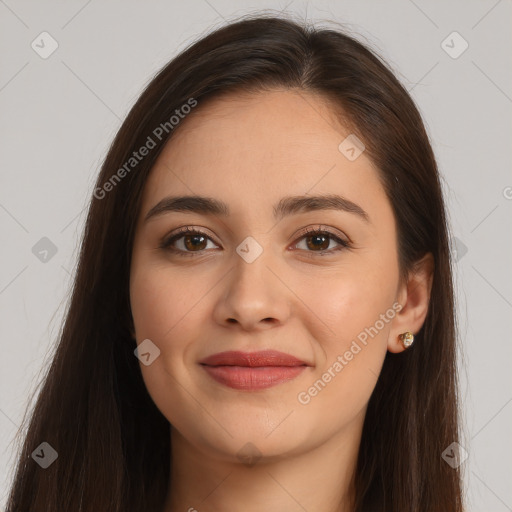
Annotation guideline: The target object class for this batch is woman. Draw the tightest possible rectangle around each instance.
[6,13,464,512]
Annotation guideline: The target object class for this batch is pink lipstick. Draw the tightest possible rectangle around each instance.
[199,350,309,390]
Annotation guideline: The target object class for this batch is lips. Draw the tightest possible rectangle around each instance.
[199,350,310,390]
[199,350,308,367]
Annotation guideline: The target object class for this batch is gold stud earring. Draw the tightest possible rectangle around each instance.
[398,331,414,348]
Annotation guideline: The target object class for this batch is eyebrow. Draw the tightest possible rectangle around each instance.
[144,194,370,224]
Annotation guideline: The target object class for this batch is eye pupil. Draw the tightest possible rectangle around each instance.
[184,235,207,251]
[306,234,329,251]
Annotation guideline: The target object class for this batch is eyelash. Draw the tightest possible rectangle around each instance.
[159,225,351,258]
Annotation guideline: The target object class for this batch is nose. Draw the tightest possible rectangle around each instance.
[212,246,291,331]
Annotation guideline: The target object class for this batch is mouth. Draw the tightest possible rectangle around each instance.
[199,350,310,391]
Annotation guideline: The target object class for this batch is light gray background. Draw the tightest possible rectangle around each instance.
[1,1,511,510]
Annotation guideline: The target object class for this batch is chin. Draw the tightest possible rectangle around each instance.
[193,417,313,462]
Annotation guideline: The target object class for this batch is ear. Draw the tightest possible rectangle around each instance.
[387,252,434,354]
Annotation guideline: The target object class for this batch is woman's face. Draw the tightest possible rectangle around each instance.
[130,89,405,462]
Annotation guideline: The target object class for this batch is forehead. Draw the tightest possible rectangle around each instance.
[139,89,388,226]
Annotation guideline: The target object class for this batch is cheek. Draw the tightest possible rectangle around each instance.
[130,260,204,343]
[129,257,225,366]
[129,264,204,423]
[293,289,392,435]
[292,256,398,348]
[129,261,196,393]
[290,255,397,414]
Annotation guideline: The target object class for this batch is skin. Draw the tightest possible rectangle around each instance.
[129,89,434,512]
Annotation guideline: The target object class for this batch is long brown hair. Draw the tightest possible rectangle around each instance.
[6,13,463,511]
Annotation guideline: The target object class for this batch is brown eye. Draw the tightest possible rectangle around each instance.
[305,233,331,251]
[182,233,208,251]
[294,228,350,254]
[160,228,218,256]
